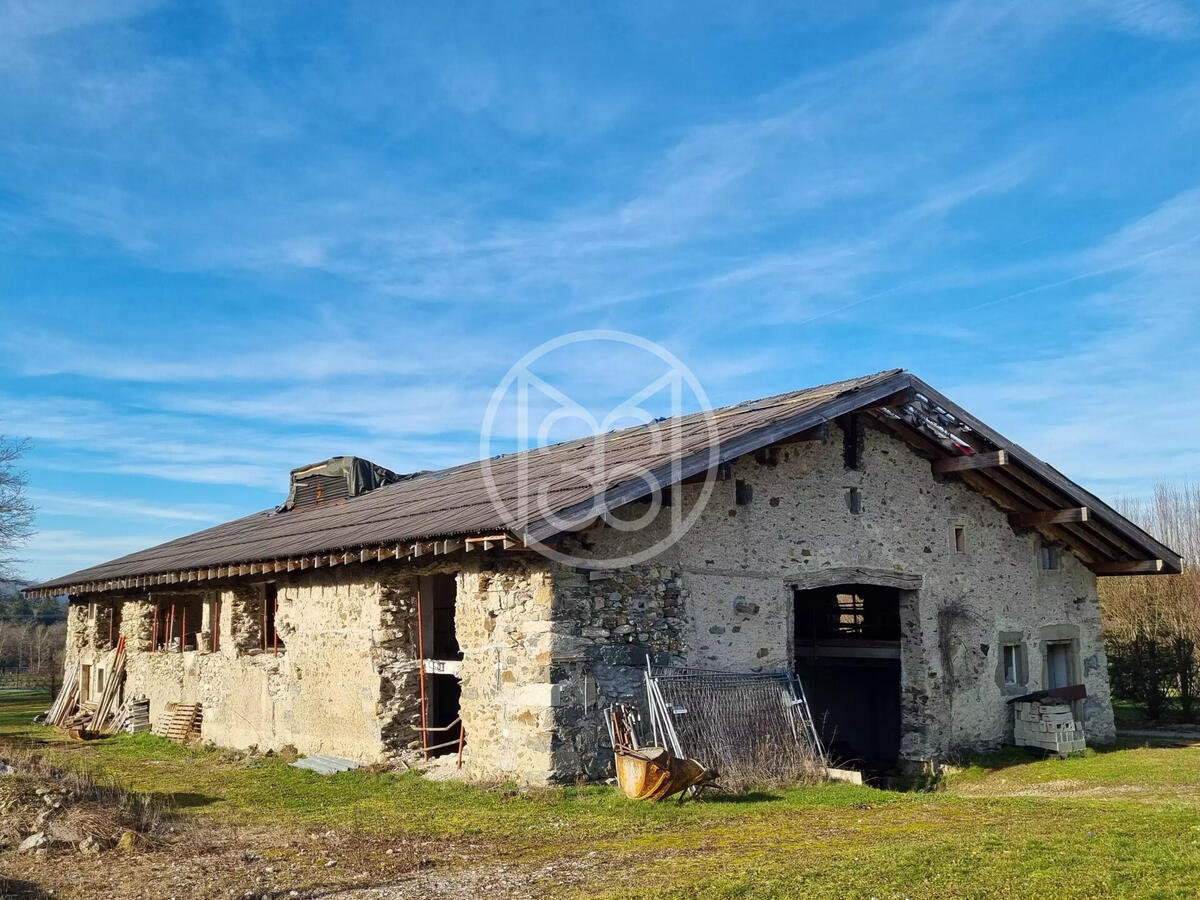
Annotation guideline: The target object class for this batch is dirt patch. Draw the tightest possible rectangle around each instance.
[0,825,461,899]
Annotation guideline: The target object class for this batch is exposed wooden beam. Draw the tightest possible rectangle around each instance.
[771,423,829,445]
[1094,559,1165,575]
[1008,507,1090,528]
[680,462,732,485]
[932,450,1008,475]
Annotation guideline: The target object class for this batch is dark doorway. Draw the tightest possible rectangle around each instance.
[419,573,462,756]
[794,584,902,772]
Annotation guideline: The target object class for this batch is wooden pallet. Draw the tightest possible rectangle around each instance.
[153,702,203,742]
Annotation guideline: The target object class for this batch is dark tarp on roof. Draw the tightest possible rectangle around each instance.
[277,456,409,512]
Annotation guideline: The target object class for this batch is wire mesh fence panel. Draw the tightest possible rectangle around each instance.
[649,666,826,790]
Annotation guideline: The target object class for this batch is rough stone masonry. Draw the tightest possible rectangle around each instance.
[63,416,1116,784]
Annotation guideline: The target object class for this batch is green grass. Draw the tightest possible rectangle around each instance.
[4,693,1200,899]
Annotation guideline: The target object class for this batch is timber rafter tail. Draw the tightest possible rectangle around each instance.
[22,531,530,598]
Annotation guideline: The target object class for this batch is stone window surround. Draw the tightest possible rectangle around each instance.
[1038,623,1081,688]
[995,629,1029,695]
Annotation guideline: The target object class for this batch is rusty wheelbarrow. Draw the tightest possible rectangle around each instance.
[615,746,710,801]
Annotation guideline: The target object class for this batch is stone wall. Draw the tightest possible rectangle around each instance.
[547,417,1114,775]
[57,416,1116,783]
[65,569,429,763]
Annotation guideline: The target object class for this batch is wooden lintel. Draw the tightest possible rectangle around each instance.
[1008,507,1090,528]
[772,423,829,445]
[932,449,1008,475]
[680,462,733,485]
[1093,559,1165,575]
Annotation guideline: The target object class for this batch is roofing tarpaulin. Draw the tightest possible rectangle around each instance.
[277,456,408,512]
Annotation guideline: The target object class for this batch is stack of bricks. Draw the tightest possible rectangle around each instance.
[1013,701,1086,755]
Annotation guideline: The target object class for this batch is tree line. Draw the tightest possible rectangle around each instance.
[1099,483,1200,722]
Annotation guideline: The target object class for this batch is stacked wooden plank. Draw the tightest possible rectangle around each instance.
[111,697,150,734]
[1014,701,1086,755]
[153,702,203,742]
[87,636,127,733]
[45,665,80,727]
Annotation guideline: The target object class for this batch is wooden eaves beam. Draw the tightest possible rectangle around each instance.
[932,450,1008,475]
[1093,559,1165,575]
[1008,507,1090,528]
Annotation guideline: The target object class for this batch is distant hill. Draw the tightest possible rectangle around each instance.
[0,581,65,625]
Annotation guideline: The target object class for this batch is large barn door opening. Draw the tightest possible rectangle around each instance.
[418,573,462,757]
[793,584,902,775]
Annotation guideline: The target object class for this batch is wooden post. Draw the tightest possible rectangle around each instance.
[416,582,429,761]
[273,592,278,658]
[213,597,221,653]
[181,604,187,653]
[151,604,158,652]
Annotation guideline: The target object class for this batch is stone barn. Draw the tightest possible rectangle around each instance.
[26,370,1181,782]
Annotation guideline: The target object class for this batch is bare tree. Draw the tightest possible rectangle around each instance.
[0,435,34,579]
[1101,483,1200,721]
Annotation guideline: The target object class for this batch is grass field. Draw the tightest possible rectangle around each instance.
[2,691,1199,899]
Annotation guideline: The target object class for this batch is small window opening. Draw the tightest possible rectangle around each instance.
[842,415,862,470]
[262,584,284,654]
[735,480,754,506]
[1003,645,1019,685]
[108,601,122,647]
[834,592,866,636]
[95,667,106,699]
[953,525,967,553]
[150,596,205,651]
[845,487,862,515]
[1040,545,1061,570]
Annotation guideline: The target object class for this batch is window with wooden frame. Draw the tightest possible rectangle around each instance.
[262,584,284,654]
[1003,644,1020,685]
[1040,544,1061,571]
[953,524,968,554]
[150,595,207,652]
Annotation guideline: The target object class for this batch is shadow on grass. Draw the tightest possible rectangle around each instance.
[146,791,220,810]
[0,878,53,899]
[955,741,1147,773]
[699,790,783,804]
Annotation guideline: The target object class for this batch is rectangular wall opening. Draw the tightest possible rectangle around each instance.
[419,573,462,756]
[793,584,902,775]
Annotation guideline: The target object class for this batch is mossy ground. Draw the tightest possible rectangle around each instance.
[3,691,1199,898]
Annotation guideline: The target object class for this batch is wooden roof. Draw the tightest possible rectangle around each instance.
[25,370,1181,597]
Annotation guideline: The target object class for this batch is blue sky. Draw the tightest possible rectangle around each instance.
[2,0,1199,582]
